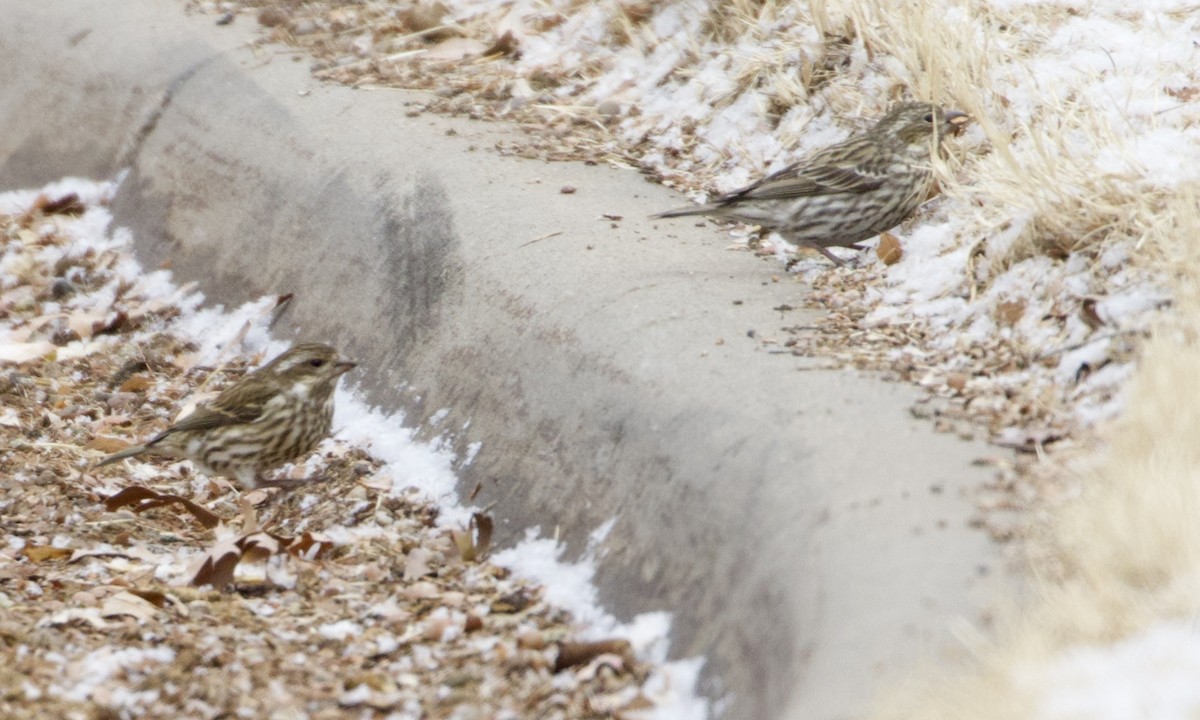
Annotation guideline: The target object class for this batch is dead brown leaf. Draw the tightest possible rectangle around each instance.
[191,533,275,590]
[1166,85,1200,102]
[481,29,520,59]
[286,531,334,559]
[554,639,633,673]
[464,613,484,633]
[86,436,133,454]
[127,588,169,608]
[996,300,1026,327]
[101,591,161,622]
[36,193,86,216]
[22,545,74,563]
[190,551,239,590]
[191,530,333,589]
[451,512,493,562]
[876,232,902,265]
[95,310,131,336]
[1080,297,1105,330]
[104,485,223,529]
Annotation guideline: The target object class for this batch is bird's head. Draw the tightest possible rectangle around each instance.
[263,343,357,390]
[877,102,970,148]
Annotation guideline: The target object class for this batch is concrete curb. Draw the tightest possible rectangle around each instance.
[0,3,1012,717]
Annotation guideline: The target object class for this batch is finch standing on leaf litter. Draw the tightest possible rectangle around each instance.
[95,343,357,490]
[653,102,971,266]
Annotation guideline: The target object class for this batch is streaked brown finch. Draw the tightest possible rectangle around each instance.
[96,343,356,489]
[654,102,970,265]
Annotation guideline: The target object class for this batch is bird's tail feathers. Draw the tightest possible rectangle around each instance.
[94,443,149,468]
[651,203,720,220]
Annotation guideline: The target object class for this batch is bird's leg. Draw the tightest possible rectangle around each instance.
[809,242,847,266]
[786,239,847,268]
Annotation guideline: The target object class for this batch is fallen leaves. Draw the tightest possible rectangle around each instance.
[116,374,153,393]
[21,545,73,563]
[554,638,634,672]
[0,206,172,370]
[105,486,222,529]
[190,529,326,589]
[100,590,163,622]
[1,187,659,720]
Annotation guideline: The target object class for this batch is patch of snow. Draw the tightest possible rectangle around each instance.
[1025,621,1200,720]
[494,520,712,718]
[0,178,706,717]
[317,619,362,640]
[50,645,175,704]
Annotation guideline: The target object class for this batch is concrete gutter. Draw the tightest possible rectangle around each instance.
[0,3,1012,717]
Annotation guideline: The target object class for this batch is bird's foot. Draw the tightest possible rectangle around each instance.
[786,244,848,269]
[256,474,331,491]
[812,244,848,267]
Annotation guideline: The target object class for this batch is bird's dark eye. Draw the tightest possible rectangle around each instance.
[923,113,934,123]
[309,358,325,368]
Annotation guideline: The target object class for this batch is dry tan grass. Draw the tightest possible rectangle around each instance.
[870,193,1200,718]
[711,0,1185,268]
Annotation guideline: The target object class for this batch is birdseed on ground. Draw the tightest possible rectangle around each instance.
[185,0,1171,549]
[0,189,668,718]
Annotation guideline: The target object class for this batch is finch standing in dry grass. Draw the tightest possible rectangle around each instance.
[96,343,356,489]
[654,102,970,266]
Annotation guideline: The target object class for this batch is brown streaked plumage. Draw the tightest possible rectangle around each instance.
[95,343,356,489]
[654,102,970,265]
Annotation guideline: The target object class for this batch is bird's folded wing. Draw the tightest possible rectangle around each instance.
[731,161,885,201]
[157,383,274,436]
[161,405,249,435]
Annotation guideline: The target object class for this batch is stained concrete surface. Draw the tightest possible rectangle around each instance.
[0,3,1014,718]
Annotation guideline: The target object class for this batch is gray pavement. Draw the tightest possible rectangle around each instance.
[0,3,1013,718]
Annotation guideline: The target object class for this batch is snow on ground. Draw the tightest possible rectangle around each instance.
[23,0,1200,713]
[256,0,1199,443]
[468,0,1194,434]
[1022,621,1200,720]
[0,179,707,718]
[217,0,1200,716]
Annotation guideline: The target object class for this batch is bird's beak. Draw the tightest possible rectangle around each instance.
[333,359,357,375]
[944,109,971,135]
